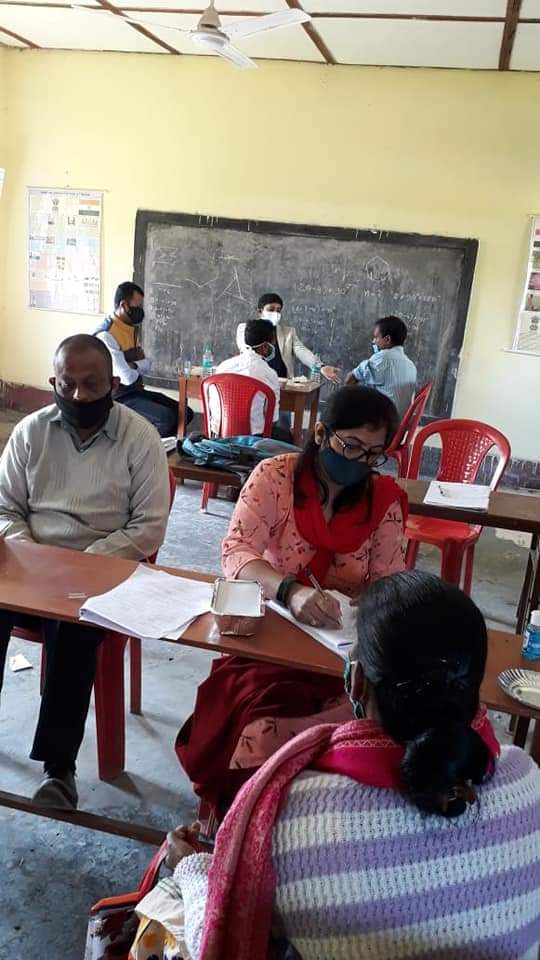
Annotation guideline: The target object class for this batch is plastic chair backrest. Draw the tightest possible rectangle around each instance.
[408,418,511,489]
[387,382,432,456]
[201,373,276,438]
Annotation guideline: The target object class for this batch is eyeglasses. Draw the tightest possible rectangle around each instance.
[331,431,388,467]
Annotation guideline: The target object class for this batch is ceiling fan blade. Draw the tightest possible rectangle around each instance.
[216,42,257,69]
[71,5,192,32]
[226,8,310,40]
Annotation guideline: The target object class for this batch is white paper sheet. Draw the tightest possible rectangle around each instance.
[268,590,357,660]
[423,481,490,511]
[79,565,213,641]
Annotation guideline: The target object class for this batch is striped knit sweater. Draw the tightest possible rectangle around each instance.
[176,745,540,959]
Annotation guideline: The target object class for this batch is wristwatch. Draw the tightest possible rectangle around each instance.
[276,576,299,608]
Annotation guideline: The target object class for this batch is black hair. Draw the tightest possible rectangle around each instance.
[55,334,113,379]
[244,319,276,348]
[114,281,144,310]
[294,385,399,513]
[375,315,408,346]
[257,292,283,311]
[354,571,491,818]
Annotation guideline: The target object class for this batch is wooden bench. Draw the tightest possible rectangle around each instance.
[168,452,242,488]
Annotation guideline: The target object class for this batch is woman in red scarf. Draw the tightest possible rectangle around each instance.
[176,386,407,816]
[164,574,540,960]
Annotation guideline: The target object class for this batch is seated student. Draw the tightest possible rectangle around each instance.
[346,315,417,419]
[166,572,540,960]
[236,292,340,383]
[0,335,170,809]
[176,386,407,816]
[211,319,292,443]
[95,281,191,437]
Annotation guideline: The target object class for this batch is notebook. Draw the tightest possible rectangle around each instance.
[268,590,357,660]
[423,481,490,511]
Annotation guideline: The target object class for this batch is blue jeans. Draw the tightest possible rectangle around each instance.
[117,388,189,437]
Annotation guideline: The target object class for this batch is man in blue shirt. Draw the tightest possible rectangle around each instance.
[346,316,417,420]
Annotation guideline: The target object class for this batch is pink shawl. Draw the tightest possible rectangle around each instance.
[199,709,499,960]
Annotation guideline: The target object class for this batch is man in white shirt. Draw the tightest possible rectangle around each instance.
[236,293,340,383]
[95,281,191,437]
[346,315,417,420]
[0,335,170,809]
[211,320,291,441]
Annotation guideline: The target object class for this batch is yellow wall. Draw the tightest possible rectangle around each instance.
[0,49,539,458]
[0,49,8,309]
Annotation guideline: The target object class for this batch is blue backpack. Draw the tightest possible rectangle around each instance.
[179,433,301,480]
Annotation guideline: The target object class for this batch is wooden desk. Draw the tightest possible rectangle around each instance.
[399,479,540,634]
[0,540,538,747]
[0,540,538,842]
[177,373,320,447]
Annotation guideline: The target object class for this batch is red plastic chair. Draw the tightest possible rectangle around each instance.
[12,468,177,782]
[386,383,432,478]
[199,373,276,512]
[405,419,511,592]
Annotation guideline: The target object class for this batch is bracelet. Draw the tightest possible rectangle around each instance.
[276,576,299,608]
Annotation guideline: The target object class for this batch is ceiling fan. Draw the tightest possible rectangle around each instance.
[74,2,311,69]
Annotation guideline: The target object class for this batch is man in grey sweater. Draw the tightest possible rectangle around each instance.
[0,335,171,808]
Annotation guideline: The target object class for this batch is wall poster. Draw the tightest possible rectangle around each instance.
[513,216,540,355]
[28,187,102,314]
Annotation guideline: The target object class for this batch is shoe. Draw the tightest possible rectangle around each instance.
[32,770,78,810]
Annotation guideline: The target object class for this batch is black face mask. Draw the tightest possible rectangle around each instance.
[54,389,113,430]
[128,305,144,325]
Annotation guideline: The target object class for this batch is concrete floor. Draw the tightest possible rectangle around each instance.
[0,409,533,959]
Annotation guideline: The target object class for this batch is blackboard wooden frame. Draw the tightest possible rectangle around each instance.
[133,210,478,418]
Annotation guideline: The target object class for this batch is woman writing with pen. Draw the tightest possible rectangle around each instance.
[176,386,408,818]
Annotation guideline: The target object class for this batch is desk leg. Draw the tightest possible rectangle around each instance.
[177,375,188,440]
[94,633,126,782]
[307,387,320,435]
[531,721,540,766]
[516,534,540,634]
[291,394,305,447]
[176,376,188,485]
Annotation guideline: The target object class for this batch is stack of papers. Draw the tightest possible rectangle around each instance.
[79,565,213,641]
[423,481,490,511]
[268,590,357,660]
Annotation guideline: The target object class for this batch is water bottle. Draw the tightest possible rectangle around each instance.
[310,355,322,384]
[201,346,213,378]
[522,609,540,661]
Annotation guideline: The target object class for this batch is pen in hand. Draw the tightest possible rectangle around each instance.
[306,569,343,627]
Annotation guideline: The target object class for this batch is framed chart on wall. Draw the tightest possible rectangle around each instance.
[27,187,102,314]
[513,216,540,355]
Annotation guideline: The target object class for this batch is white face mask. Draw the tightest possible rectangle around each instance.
[261,308,281,326]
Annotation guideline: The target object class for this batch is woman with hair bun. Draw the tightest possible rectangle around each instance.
[167,571,540,960]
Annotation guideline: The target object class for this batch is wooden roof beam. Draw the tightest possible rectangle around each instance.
[499,0,522,70]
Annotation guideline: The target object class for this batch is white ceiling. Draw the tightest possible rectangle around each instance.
[0,0,538,70]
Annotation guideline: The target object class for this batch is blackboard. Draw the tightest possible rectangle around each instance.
[133,211,478,419]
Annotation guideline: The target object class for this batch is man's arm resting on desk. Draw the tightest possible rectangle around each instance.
[85,430,170,560]
[0,421,34,541]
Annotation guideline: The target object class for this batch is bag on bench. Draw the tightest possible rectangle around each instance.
[179,433,300,482]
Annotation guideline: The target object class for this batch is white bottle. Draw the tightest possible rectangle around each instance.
[201,346,214,378]
[522,609,540,661]
[310,355,322,384]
